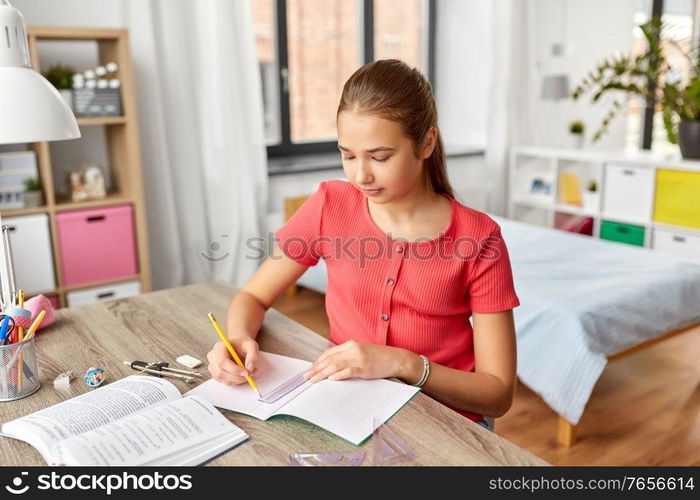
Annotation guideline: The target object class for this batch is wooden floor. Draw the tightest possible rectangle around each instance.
[272,286,700,466]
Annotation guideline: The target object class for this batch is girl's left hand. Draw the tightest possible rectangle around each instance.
[303,340,412,383]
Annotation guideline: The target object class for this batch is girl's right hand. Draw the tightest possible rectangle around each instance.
[206,336,259,386]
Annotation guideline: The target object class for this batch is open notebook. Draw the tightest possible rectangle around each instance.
[1,376,248,466]
[185,351,420,445]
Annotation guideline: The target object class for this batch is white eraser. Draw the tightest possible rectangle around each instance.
[176,355,202,369]
[53,370,73,387]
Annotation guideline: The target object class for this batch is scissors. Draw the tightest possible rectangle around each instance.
[123,360,203,383]
[0,314,16,345]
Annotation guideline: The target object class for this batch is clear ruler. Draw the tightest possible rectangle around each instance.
[258,371,309,403]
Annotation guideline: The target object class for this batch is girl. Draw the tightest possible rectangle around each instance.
[207,59,519,431]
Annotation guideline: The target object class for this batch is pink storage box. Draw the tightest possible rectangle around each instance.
[56,204,138,286]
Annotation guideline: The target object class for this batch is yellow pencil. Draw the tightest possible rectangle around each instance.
[17,289,25,342]
[207,313,261,398]
[24,310,46,340]
[17,289,25,389]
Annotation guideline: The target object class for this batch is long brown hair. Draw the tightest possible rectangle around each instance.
[337,59,454,198]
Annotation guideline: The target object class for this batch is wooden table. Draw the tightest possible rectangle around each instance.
[0,283,548,466]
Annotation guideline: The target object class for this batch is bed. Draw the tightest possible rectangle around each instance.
[286,198,700,445]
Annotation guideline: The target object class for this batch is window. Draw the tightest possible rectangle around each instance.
[250,0,436,158]
[287,0,362,144]
[374,0,429,74]
[251,0,280,145]
[625,0,697,153]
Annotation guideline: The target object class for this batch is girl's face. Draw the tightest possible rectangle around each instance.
[337,110,435,203]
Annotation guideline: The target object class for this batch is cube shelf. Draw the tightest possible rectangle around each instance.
[0,27,151,307]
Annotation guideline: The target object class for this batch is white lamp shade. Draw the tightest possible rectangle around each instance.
[0,67,81,144]
[0,1,80,144]
[541,74,571,101]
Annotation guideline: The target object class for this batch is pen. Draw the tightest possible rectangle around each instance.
[207,312,261,399]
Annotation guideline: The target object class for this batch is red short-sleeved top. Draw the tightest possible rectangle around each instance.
[275,180,520,421]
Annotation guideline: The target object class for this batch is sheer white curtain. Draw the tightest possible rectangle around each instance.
[124,0,268,289]
[484,0,541,216]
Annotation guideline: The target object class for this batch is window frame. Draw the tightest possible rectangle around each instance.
[267,0,437,158]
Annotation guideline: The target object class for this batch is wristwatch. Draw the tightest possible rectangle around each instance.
[412,354,431,388]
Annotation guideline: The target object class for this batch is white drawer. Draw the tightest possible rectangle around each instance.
[602,164,654,222]
[3,214,56,294]
[66,280,141,307]
[652,228,700,262]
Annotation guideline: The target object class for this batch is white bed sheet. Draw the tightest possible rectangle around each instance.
[494,215,700,424]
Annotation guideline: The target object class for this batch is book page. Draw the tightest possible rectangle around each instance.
[1,376,181,463]
[275,377,419,445]
[185,351,313,420]
[52,396,248,466]
[186,351,420,445]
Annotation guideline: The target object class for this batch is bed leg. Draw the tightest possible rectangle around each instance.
[557,416,576,446]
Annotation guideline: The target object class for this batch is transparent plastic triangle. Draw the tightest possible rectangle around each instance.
[289,451,366,466]
[372,417,416,466]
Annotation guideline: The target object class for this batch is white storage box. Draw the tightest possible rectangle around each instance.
[652,228,700,262]
[66,280,141,307]
[3,214,56,294]
[602,164,654,223]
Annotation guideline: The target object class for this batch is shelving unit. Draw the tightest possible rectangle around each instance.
[0,27,151,307]
[508,146,700,260]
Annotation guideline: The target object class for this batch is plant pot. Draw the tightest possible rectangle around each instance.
[23,191,43,208]
[678,120,700,159]
[570,133,584,149]
[582,191,599,211]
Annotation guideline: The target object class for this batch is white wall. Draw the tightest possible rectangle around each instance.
[532,0,637,150]
[436,0,637,152]
[11,0,125,27]
[435,0,492,149]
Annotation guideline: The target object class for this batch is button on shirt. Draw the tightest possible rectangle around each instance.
[275,180,520,421]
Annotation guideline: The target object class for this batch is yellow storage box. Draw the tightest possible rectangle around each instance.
[654,169,700,230]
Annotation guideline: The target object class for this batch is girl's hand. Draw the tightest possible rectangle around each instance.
[303,340,417,383]
[206,336,259,386]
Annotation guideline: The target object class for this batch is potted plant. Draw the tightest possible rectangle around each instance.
[23,177,43,208]
[582,179,598,211]
[572,16,700,158]
[44,64,76,110]
[569,120,585,149]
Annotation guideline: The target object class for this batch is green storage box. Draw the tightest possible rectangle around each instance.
[600,220,645,247]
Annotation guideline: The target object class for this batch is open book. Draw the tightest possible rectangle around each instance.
[186,351,420,445]
[1,376,248,466]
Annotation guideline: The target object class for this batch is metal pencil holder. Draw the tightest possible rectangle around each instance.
[0,336,40,401]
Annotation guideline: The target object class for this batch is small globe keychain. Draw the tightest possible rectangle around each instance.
[84,366,106,387]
